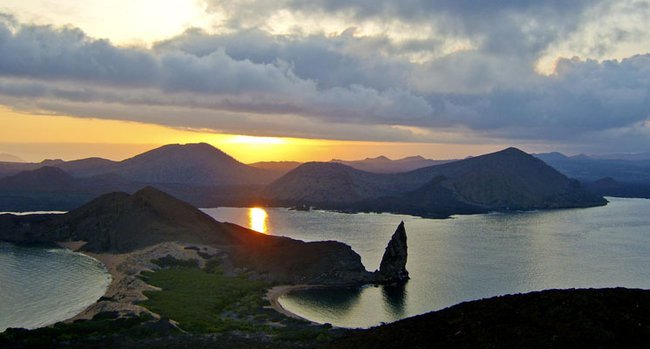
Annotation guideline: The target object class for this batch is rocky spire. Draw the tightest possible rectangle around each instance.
[376,221,409,283]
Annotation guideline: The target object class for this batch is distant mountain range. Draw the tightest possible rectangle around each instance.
[534,152,650,182]
[265,148,606,218]
[0,143,279,210]
[248,156,453,177]
[0,143,275,186]
[0,145,610,215]
[331,155,454,173]
[248,161,302,174]
[588,151,650,161]
[534,152,650,198]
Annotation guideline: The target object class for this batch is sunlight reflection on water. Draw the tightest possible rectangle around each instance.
[249,207,269,233]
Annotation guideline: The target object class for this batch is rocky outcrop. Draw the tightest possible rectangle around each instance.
[375,221,409,283]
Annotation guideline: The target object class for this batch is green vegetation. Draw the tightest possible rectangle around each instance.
[140,256,338,345]
[141,257,272,333]
[151,255,200,268]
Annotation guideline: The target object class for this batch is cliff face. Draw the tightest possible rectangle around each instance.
[230,236,374,284]
[374,222,409,283]
[376,222,409,283]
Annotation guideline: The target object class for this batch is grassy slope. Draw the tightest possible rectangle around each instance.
[139,258,336,345]
[140,259,272,333]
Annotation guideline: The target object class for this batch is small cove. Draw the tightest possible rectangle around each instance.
[0,242,111,332]
[204,197,650,328]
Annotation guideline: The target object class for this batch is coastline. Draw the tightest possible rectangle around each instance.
[55,241,223,322]
[266,285,322,324]
[55,242,319,326]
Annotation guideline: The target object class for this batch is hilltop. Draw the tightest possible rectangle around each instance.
[265,147,606,217]
[113,143,273,186]
[0,143,278,186]
[0,143,283,210]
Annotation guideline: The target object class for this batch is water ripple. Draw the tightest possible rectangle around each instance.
[0,243,111,332]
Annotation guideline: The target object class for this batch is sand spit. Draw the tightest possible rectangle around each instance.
[56,241,335,326]
[59,241,223,322]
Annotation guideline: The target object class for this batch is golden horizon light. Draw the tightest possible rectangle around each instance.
[0,106,509,163]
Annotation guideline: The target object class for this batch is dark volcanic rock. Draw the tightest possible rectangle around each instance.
[230,238,373,284]
[375,222,409,282]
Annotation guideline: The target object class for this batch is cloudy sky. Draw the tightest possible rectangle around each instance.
[0,0,649,161]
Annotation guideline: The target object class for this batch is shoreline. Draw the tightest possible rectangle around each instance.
[266,285,322,324]
[55,242,319,326]
[56,242,223,322]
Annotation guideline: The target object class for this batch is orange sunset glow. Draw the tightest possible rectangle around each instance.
[0,107,507,163]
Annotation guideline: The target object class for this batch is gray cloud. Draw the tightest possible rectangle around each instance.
[0,18,434,125]
[0,2,650,153]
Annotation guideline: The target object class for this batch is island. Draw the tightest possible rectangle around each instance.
[0,187,408,348]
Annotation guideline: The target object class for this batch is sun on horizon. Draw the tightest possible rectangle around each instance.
[0,107,510,163]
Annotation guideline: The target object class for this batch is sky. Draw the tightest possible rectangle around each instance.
[0,0,649,162]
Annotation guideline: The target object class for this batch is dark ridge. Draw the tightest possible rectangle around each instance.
[0,166,75,191]
[326,288,650,349]
[535,151,650,184]
[331,154,451,174]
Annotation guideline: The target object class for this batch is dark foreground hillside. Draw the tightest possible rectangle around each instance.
[326,288,650,349]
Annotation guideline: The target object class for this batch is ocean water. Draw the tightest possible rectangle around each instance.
[203,197,650,328]
[0,243,111,332]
